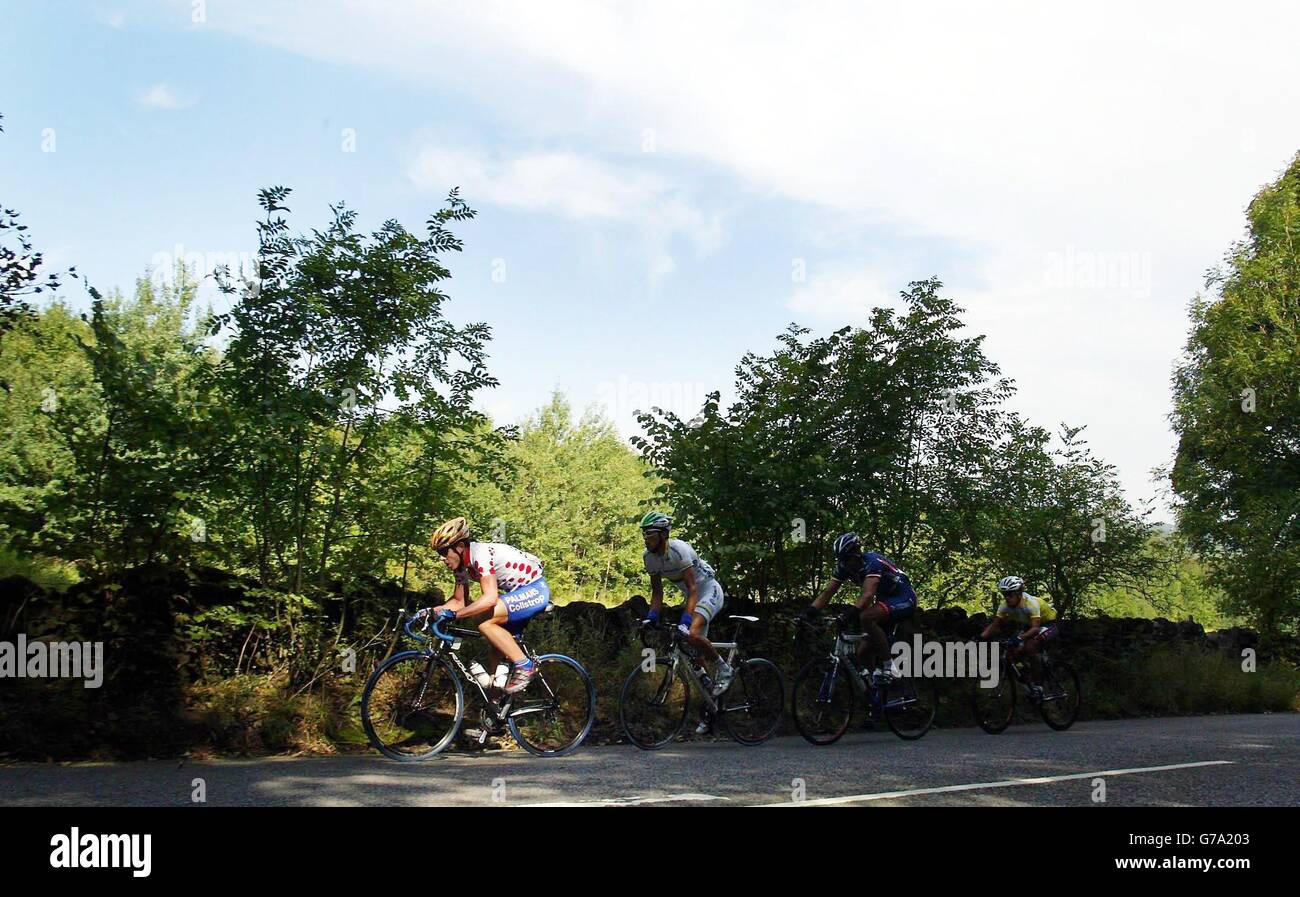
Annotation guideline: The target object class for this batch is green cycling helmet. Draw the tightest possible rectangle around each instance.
[639,511,672,533]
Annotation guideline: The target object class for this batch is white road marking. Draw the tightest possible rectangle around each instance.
[756,760,1236,807]
[521,793,729,807]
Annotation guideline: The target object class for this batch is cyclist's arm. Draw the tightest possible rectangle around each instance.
[438,579,469,613]
[981,617,1003,639]
[680,566,699,615]
[811,578,842,609]
[856,574,881,608]
[649,573,664,617]
[455,574,500,620]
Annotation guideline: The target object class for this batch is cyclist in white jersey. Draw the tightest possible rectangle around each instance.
[639,511,732,696]
[427,517,550,694]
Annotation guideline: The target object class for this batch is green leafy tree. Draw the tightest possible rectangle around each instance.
[637,279,1015,603]
[1171,152,1300,640]
[459,393,659,604]
[208,187,501,593]
[983,421,1163,618]
[1092,534,1238,628]
[0,302,97,557]
[0,272,215,572]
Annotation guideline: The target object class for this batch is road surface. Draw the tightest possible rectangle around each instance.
[1,713,1295,807]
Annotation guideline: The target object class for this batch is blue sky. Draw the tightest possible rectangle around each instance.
[4,1,1300,513]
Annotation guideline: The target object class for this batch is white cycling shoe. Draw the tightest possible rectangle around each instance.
[871,660,903,687]
[711,661,734,695]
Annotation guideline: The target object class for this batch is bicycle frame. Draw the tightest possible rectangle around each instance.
[815,621,921,713]
[646,624,744,715]
[1000,641,1068,703]
[401,612,559,729]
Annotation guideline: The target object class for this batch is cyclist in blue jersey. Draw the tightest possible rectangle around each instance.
[801,533,918,684]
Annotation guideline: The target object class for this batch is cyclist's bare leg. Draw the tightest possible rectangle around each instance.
[478,602,526,665]
[862,604,890,670]
[1022,634,1045,683]
[685,614,722,666]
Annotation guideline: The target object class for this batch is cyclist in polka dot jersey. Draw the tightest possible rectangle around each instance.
[427,517,551,694]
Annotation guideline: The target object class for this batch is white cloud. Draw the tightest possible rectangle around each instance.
[138,83,194,110]
[788,273,895,323]
[407,144,723,259]
[199,0,1300,507]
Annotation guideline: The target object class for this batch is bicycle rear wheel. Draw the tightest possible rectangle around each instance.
[791,657,855,746]
[1037,659,1082,731]
[508,654,596,756]
[718,658,785,746]
[619,655,691,750]
[971,662,1016,734]
[882,674,937,740]
[361,651,464,761]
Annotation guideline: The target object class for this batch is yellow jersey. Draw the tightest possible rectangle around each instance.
[996,593,1057,627]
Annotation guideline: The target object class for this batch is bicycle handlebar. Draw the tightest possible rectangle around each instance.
[402,609,457,644]
[638,619,678,648]
[402,611,430,643]
[430,613,457,644]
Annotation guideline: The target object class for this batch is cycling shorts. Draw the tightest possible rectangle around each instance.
[686,578,725,635]
[874,587,917,621]
[500,578,551,634]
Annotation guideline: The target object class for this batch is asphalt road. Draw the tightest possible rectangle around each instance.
[0,713,1295,807]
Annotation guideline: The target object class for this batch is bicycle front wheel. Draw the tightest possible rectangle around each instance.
[361,651,464,761]
[791,657,855,746]
[1038,659,1082,731]
[507,654,596,757]
[718,658,785,746]
[971,663,1016,734]
[619,656,690,750]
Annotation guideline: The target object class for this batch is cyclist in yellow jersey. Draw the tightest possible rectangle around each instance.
[980,576,1059,693]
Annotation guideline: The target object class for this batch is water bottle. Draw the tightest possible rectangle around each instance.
[468,661,492,689]
[492,663,510,690]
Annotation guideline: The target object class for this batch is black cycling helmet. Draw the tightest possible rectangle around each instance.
[833,532,862,561]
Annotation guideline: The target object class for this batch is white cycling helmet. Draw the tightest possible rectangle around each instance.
[997,575,1025,593]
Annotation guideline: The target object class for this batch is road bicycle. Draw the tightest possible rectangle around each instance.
[618,614,785,749]
[791,616,938,744]
[360,606,596,760]
[971,636,1081,733]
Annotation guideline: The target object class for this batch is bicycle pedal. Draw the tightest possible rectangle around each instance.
[462,728,489,744]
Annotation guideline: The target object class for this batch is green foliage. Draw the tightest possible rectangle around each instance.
[1171,152,1300,641]
[1087,643,1299,718]
[206,187,505,595]
[457,392,660,604]
[635,278,1160,613]
[0,302,97,555]
[0,547,79,592]
[0,272,222,572]
[1091,536,1242,629]
[982,422,1163,617]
